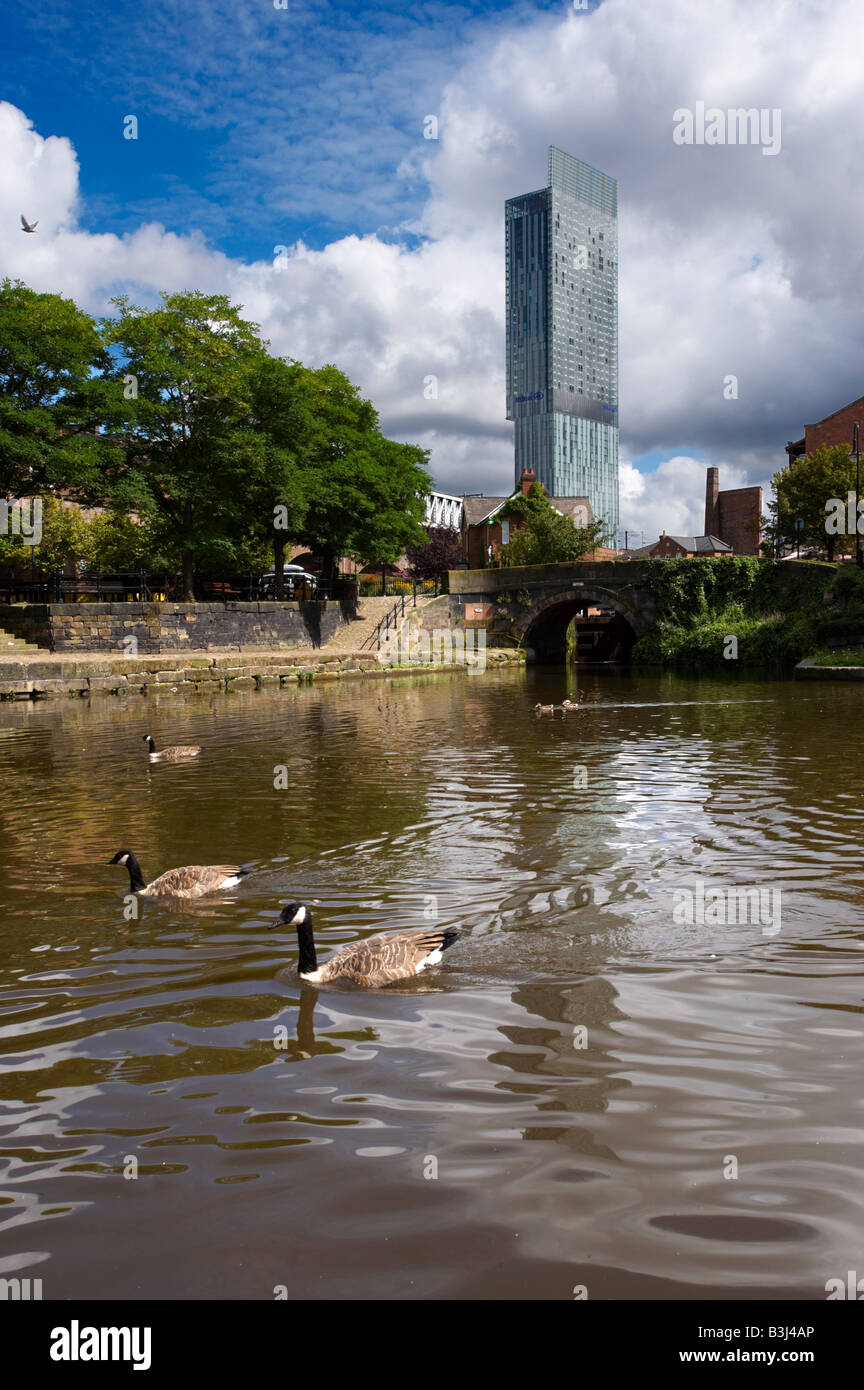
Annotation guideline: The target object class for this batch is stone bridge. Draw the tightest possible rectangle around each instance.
[445,561,659,662]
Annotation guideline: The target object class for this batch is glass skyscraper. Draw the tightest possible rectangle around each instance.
[506,146,619,540]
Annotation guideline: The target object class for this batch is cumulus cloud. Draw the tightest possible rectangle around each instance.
[1,0,861,541]
[619,455,754,546]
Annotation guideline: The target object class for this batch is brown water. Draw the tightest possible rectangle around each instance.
[1,667,863,1301]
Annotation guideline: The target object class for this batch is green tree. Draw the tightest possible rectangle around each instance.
[0,494,91,572]
[295,365,430,588]
[768,445,856,561]
[497,482,607,566]
[101,290,272,599]
[0,279,115,498]
[241,355,310,598]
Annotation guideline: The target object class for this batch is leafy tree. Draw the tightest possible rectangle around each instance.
[294,365,430,588]
[497,482,607,566]
[241,355,310,598]
[0,494,92,572]
[82,509,179,573]
[100,290,272,599]
[406,525,462,579]
[768,445,856,561]
[1,282,433,600]
[0,279,115,498]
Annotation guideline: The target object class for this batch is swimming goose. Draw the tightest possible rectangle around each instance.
[143,734,201,762]
[272,902,460,987]
[108,850,250,899]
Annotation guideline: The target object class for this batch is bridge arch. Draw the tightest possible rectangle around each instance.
[517,586,647,663]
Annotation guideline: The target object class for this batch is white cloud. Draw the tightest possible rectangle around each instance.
[1,0,862,540]
[619,455,753,545]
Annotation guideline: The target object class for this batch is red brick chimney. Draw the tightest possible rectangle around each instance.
[705,467,719,536]
[520,467,536,496]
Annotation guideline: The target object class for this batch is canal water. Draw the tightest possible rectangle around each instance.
[0,668,862,1300]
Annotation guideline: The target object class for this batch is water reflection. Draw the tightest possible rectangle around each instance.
[1,670,863,1298]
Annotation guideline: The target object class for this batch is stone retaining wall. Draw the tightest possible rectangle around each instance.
[0,648,526,700]
[0,600,355,654]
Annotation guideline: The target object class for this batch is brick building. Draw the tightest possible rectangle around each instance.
[461,468,602,567]
[628,532,732,559]
[704,466,762,555]
[786,394,864,463]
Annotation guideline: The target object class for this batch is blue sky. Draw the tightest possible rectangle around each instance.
[1,0,862,537]
[1,0,567,259]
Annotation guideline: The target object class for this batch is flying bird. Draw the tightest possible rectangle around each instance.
[20,215,38,233]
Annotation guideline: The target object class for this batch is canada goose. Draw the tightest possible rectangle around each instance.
[272,903,460,987]
[143,734,201,762]
[533,703,558,715]
[108,849,251,899]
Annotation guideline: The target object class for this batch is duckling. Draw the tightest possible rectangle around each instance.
[561,698,579,711]
[271,902,460,987]
[108,850,251,899]
[533,703,558,715]
[143,734,201,763]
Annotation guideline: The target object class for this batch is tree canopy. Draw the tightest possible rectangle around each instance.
[0,282,433,599]
[0,278,117,499]
[767,445,857,561]
[406,525,463,579]
[496,482,607,566]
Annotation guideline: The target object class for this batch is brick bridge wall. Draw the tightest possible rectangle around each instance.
[0,600,357,654]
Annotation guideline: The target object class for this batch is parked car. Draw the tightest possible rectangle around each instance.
[258,566,319,599]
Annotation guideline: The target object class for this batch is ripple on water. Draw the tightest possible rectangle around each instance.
[0,672,863,1297]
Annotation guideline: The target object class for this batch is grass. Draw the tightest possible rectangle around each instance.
[811,648,864,667]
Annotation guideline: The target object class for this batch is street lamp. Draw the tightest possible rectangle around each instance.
[853,422,862,568]
[795,516,803,559]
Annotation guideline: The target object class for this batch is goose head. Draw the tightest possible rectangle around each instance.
[108,850,133,867]
[272,901,310,930]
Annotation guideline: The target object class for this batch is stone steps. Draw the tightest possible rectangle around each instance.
[0,625,42,654]
[323,596,410,651]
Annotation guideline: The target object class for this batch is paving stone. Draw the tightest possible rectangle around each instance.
[88,676,129,691]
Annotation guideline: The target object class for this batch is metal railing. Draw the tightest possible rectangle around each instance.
[356,576,441,599]
[361,594,407,650]
[360,581,436,650]
[0,568,355,605]
[0,570,165,604]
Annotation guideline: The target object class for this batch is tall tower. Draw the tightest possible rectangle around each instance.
[506,146,619,539]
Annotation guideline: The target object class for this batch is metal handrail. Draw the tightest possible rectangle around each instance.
[361,593,407,650]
